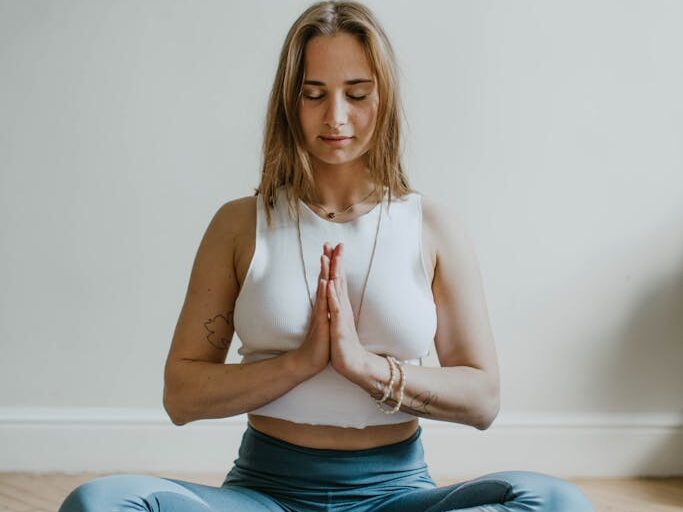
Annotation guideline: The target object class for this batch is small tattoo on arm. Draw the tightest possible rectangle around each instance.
[408,391,437,415]
[203,311,234,350]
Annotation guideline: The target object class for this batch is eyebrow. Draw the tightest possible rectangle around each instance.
[303,79,374,86]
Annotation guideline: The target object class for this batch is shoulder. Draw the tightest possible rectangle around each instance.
[418,193,462,229]
[219,194,257,216]
[418,193,472,264]
[197,196,258,261]
[214,195,258,232]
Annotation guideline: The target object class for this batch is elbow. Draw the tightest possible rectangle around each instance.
[163,395,181,426]
[476,379,500,431]
[163,362,192,426]
[163,387,188,426]
[166,408,186,427]
[164,400,188,426]
[476,399,499,430]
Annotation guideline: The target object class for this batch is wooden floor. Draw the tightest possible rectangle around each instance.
[0,472,680,511]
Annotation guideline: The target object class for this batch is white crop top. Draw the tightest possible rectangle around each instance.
[233,185,437,428]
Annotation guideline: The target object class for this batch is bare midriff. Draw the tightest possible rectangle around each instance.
[247,414,419,450]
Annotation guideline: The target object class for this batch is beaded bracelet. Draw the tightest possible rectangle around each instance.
[388,356,406,414]
[374,355,406,415]
[374,355,396,413]
[375,354,395,405]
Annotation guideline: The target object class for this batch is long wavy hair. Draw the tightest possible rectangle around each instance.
[254,0,415,227]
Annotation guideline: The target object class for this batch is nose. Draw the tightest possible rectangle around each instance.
[323,91,348,129]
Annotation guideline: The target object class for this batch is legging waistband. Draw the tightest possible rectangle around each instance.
[222,423,433,491]
[244,423,424,457]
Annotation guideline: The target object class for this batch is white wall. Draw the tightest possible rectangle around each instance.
[1,0,681,477]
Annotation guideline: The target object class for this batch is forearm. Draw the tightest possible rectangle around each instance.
[353,352,499,430]
[164,351,312,425]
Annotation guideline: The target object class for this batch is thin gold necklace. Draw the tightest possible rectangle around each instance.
[296,187,384,329]
[305,186,379,221]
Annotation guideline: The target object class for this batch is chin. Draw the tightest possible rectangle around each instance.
[315,156,359,167]
[311,148,368,164]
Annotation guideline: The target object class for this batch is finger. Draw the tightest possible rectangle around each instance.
[317,277,329,317]
[329,243,340,281]
[315,255,325,308]
[321,253,329,281]
[315,271,323,307]
[327,278,341,318]
[336,242,344,281]
[334,250,343,302]
[333,243,347,297]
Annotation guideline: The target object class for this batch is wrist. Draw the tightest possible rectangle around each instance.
[362,352,392,401]
[284,350,319,381]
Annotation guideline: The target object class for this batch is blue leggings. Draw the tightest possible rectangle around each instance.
[59,424,594,511]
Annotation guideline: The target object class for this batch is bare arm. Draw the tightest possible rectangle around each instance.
[346,195,500,430]
[165,353,314,426]
[163,197,318,425]
[355,354,496,430]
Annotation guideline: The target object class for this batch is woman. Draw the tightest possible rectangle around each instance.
[59,1,595,510]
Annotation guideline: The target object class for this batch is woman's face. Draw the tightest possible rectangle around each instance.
[297,33,379,168]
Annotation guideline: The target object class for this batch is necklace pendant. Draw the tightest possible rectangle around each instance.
[327,212,336,219]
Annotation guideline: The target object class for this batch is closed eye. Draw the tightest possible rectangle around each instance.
[304,95,367,101]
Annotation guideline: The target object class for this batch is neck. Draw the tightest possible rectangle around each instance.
[307,158,381,211]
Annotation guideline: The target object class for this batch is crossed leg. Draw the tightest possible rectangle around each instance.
[58,473,288,512]
[372,470,595,512]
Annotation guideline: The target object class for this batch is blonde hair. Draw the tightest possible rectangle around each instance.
[254,0,415,227]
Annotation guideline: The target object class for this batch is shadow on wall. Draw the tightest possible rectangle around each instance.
[595,223,683,476]
[512,216,683,475]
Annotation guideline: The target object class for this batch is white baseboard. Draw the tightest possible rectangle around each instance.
[1,407,681,478]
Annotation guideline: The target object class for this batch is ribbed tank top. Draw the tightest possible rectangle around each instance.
[233,185,437,428]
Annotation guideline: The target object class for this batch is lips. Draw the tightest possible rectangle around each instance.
[320,136,352,140]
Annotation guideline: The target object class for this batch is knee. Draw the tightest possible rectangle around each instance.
[59,476,108,512]
[58,474,142,512]
[505,470,595,511]
[546,476,594,512]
